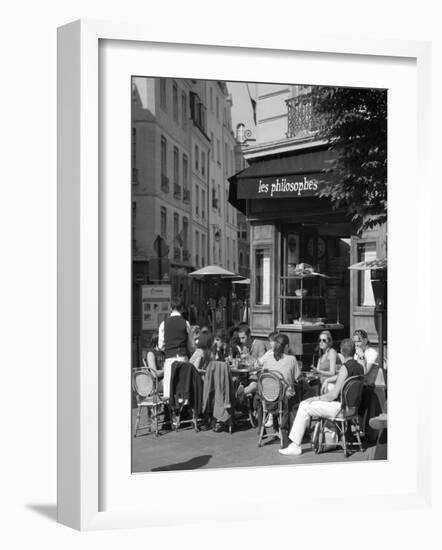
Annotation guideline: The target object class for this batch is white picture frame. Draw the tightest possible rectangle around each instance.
[57,19,432,531]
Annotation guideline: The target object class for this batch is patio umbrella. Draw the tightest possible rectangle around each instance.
[232,278,250,285]
[188,265,241,279]
[348,258,387,270]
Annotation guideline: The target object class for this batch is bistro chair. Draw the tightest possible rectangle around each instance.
[257,371,287,448]
[132,367,165,438]
[311,375,364,457]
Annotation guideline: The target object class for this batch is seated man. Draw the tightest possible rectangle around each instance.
[235,324,267,400]
[279,338,364,456]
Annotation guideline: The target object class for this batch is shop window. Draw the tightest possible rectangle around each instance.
[279,228,327,324]
[357,242,376,306]
[255,248,270,305]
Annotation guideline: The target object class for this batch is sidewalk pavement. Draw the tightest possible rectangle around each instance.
[132,412,380,473]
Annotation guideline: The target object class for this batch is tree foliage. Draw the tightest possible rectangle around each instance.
[311,86,387,233]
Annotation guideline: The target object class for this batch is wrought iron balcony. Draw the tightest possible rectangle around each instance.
[161,174,169,193]
[286,94,322,139]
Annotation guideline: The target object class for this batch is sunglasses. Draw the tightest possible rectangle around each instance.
[319,338,328,343]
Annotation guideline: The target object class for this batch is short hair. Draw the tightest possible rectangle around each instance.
[353,329,368,340]
[171,296,183,312]
[268,331,279,341]
[200,326,210,334]
[340,338,355,358]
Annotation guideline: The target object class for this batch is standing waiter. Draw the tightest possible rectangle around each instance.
[158,296,195,399]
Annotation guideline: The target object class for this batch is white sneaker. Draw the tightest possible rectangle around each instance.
[264,413,273,428]
[278,443,302,456]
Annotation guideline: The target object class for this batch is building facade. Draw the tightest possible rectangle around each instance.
[131,77,243,336]
[229,83,387,363]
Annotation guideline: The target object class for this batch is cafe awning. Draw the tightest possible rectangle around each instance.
[228,147,336,213]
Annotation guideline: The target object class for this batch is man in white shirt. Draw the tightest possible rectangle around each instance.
[158,297,195,399]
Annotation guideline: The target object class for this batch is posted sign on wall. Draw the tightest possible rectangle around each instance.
[141,285,171,330]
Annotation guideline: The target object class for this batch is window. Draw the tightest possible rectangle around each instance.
[160,78,167,109]
[195,144,199,171]
[182,154,189,201]
[279,227,328,324]
[181,91,187,126]
[255,248,271,305]
[226,237,230,269]
[216,96,219,121]
[210,132,214,159]
[161,136,168,192]
[212,185,217,209]
[195,230,199,266]
[239,252,243,267]
[201,188,206,219]
[224,143,228,175]
[217,183,221,212]
[182,217,188,249]
[357,242,376,306]
[131,127,137,184]
[201,233,206,266]
[173,146,180,197]
[173,212,179,238]
[209,87,213,113]
[226,190,229,223]
[218,236,222,264]
[160,206,167,236]
[195,184,200,216]
[201,151,205,177]
[217,139,220,163]
[172,81,178,121]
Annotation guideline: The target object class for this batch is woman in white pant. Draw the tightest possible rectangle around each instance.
[279,338,364,456]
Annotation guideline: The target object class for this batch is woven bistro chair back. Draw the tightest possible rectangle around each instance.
[258,371,286,404]
[340,375,364,417]
[132,368,156,399]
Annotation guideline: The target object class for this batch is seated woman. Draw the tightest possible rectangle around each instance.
[310,330,341,394]
[259,333,300,445]
[189,333,212,372]
[144,332,165,393]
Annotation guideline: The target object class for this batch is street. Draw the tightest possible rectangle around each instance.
[132,410,377,473]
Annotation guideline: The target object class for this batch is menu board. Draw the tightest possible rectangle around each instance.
[141,285,171,330]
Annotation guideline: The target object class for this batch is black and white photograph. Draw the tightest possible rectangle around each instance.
[131,77,388,473]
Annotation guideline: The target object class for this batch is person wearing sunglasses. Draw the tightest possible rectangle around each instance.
[310,330,341,392]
